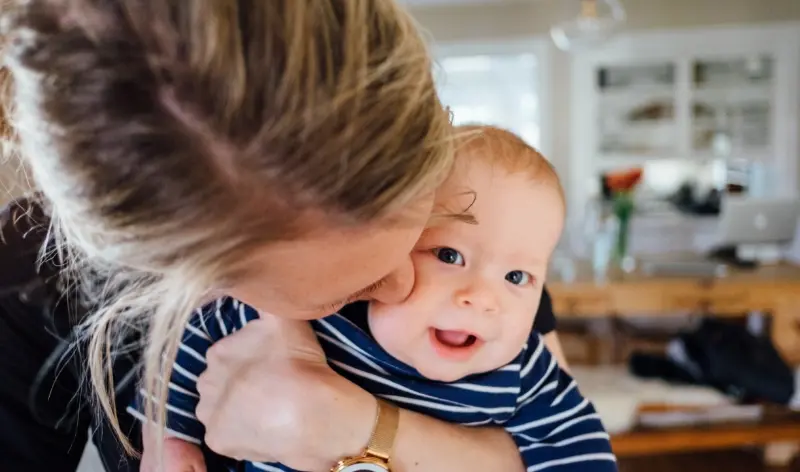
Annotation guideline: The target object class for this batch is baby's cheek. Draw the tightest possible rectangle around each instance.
[367,304,418,361]
[498,316,538,364]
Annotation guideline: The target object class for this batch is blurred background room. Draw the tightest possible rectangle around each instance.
[406,0,800,471]
[3,0,800,471]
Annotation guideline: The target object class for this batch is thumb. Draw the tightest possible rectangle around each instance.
[191,456,208,472]
[255,313,326,361]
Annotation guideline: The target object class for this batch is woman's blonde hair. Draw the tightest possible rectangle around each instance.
[1,0,452,454]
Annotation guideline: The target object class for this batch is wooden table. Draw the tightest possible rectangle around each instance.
[547,258,800,364]
[548,257,800,460]
[610,405,800,458]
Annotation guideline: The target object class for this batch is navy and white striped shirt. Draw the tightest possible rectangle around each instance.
[131,298,617,472]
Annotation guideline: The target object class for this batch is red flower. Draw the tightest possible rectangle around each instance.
[605,168,643,193]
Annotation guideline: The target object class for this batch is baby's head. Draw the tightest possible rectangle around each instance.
[368,125,565,382]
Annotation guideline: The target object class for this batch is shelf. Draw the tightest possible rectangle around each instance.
[598,86,676,100]
[691,85,772,103]
[604,121,676,130]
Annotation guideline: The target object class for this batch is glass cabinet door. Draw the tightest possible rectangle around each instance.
[595,62,677,157]
[690,55,773,157]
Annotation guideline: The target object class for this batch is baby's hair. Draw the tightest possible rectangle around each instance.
[428,125,564,228]
[0,0,453,457]
[455,124,565,205]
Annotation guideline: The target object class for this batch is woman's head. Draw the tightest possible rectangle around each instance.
[4,0,450,305]
[2,0,451,449]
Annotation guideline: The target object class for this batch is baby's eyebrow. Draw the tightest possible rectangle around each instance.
[427,210,478,227]
[446,212,478,224]
[427,189,479,227]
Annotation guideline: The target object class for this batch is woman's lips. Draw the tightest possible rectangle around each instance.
[429,328,484,361]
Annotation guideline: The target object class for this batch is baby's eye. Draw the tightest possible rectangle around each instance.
[433,247,465,266]
[506,270,532,286]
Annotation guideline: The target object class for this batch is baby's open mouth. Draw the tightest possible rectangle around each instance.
[429,328,484,361]
[434,329,478,348]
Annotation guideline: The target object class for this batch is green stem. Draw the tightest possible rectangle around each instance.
[613,191,634,262]
[616,214,629,261]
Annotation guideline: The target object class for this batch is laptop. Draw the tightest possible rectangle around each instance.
[640,196,800,276]
[716,196,800,246]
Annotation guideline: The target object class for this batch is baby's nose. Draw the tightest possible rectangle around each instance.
[455,283,500,314]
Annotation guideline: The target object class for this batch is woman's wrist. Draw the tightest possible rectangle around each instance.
[391,408,525,472]
[316,369,524,472]
[319,369,379,462]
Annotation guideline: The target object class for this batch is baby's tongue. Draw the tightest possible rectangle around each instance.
[436,330,470,347]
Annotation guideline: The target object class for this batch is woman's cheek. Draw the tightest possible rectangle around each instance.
[412,252,446,281]
[410,250,430,273]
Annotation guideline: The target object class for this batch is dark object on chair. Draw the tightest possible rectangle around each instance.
[630,318,794,405]
[670,184,721,216]
[630,353,698,385]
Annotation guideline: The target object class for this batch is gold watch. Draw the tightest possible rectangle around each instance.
[331,399,399,472]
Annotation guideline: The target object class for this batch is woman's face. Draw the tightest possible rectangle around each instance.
[227,195,434,319]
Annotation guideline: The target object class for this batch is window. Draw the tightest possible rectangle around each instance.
[433,41,548,153]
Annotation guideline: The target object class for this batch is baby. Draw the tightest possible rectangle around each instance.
[131,125,617,472]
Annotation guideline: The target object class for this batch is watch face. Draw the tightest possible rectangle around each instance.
[337,463,388,472]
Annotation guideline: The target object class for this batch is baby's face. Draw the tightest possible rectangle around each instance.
[368,156,565,382]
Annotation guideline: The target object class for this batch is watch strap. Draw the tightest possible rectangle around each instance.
[365,399,399,461]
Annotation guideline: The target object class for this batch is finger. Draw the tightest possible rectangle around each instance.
[253,314,326,360]
[210,314,322,358]
[192,449,207,472]
[205,318,273,362]
[140,452,155,472]
[255,313,318,344]
[195,374,224,427]
[195,386,209,424]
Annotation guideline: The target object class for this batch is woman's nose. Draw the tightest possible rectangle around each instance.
[454,280,500,314]
[370,257,415,304]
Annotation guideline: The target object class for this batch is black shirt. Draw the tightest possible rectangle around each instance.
[534,287,557,335]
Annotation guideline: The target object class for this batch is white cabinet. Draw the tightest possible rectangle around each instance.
[689,56,774,158]
[569,24,800,224]
[595,61,679,157]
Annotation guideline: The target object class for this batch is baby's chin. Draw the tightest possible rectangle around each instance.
[410,347,524,383]
[414,361,480,383]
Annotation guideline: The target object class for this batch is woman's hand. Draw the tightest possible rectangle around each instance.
[196,314,528,472]
[195,315,377,471]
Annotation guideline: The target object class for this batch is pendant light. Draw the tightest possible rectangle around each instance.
[550,0,627,52]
